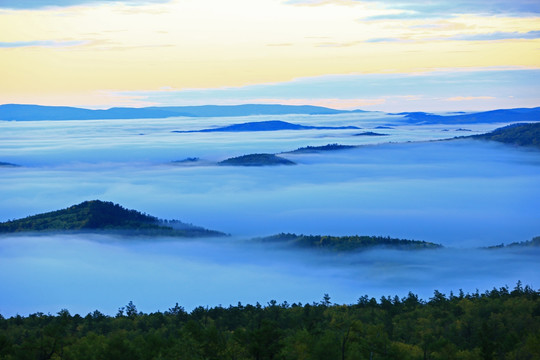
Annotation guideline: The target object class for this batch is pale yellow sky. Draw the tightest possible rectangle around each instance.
[0,0,539,109]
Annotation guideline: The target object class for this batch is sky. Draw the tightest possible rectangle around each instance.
[0,0,539,111]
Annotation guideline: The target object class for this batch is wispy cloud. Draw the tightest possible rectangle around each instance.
[109,67,540,112]
[445,96,496,102]
[249,97,386,109]
[448,30,540,41]
[363,31,540,43]
[0,0,170,10]
[0,40,87,48]
[288,0,540,18]
[364,37,409,43]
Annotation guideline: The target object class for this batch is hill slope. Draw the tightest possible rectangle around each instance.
[471,122,540,148]
[0,200,225,237]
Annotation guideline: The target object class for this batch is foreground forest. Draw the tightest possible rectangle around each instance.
[1,283,538,360]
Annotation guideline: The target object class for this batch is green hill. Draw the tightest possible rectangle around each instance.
[218,153,296,166]
[472,122,540,148]
[257,233,443,251]
[0,200,226,237]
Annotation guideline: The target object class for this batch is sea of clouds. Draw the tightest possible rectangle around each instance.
[0,113,538,316]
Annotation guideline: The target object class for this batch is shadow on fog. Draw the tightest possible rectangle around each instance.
[0,233,538,317]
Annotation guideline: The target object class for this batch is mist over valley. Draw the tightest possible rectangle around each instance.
[1,110,539,316]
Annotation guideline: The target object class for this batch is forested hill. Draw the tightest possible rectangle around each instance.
[258,233,443,251]
[0,200,225,237]
[218,153,296,166]
[471,122,540,148]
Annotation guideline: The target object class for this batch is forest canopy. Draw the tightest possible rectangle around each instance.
[0,284,538,360]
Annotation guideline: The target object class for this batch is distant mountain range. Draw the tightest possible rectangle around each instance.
[0,104,357,121]
[2,103,538,123]
[172,120,360,133]
[398,107,540,124]
[0,200,226,237]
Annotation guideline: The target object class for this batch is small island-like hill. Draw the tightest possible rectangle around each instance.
[354,131,388,137]
[284,143,357,154]
[0,200,226,237]
[257,233,443,251]
[0,161,20,167]
[172,120,360,133]
[218,153,296,166]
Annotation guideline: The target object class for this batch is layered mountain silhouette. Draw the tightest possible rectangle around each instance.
[0,200,226,237]
[0,104,357,121]
[398,107,540,124]
[2,104,538,123]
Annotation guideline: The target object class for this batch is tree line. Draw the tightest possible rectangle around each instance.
[0,283,538,359]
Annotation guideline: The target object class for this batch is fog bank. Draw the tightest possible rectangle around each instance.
[0,234,537,317]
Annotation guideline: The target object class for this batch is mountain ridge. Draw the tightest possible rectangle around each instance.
[172,120,360,133]
[399,107,540,124]
[3,103,539,122]
[0,104,356,121]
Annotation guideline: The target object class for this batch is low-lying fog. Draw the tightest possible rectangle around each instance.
[2,140,538,246]
[0,234,538,317]
[0,114,539,316]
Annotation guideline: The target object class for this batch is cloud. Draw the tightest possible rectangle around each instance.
[1,234,539,316]
[0,40,87,48]
[363,31,540,43]
[288,0,540,18]
[110,67,540,111]
[1,131,540,315]
[364,37,409,43]
[249,97,387,109]
[445,96,496,102]
[448,30,540,41]
[0,0,170,10]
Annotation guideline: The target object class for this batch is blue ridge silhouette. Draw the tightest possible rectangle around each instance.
[172,120,360,133]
